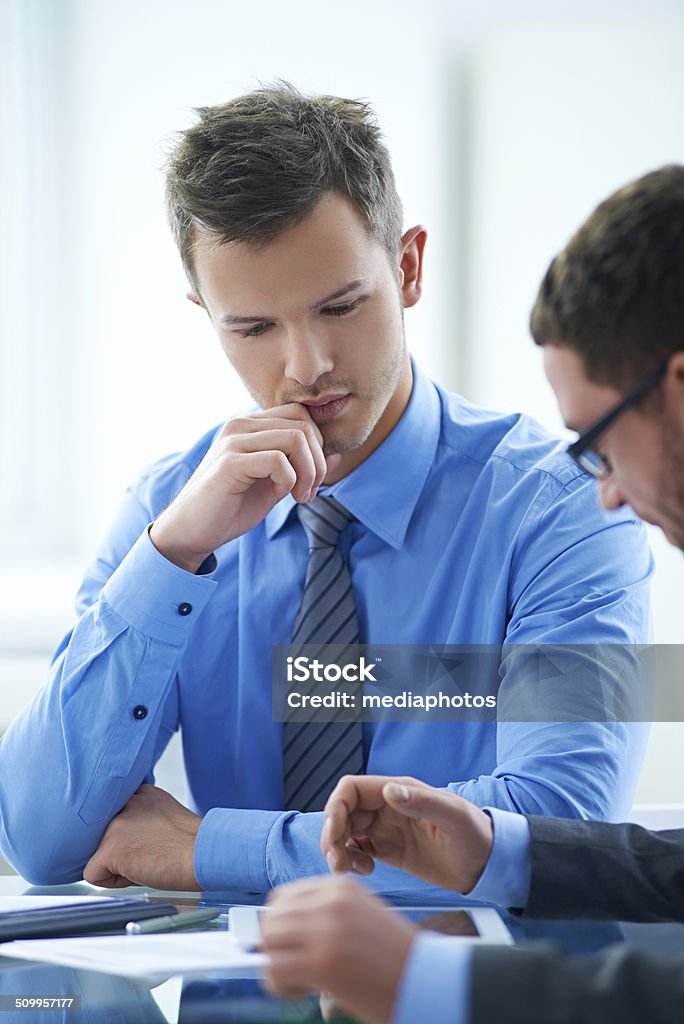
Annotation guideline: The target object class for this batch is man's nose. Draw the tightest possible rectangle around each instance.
[283,326,334,388]
[598,475,627,511]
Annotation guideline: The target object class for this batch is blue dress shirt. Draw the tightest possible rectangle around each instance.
[394,807,531,1024]
[0,363,652,887]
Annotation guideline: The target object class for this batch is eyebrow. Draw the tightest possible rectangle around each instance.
[219,279,369,327]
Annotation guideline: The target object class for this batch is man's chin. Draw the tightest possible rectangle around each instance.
[657,520,684,553]
[667,529,684,554]
[323,439,362,457]
[322,426,373,457]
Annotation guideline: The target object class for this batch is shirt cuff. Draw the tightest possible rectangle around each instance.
[467,808,531,910]
[102,527,218,644]
[194,807,284,891]
[393,932,471,1024]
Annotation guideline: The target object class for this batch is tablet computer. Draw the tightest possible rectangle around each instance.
[229,903,512,950]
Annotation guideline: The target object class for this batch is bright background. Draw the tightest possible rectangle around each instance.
[2,0,683,815]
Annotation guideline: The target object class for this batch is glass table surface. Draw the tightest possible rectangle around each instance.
[1,875,683,1023]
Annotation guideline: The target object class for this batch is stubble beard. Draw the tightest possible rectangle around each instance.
[320,335,408,456]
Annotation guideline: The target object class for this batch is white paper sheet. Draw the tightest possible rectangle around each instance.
[0,930,266,979]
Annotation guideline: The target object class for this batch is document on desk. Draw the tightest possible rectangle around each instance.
[0,931,267,979]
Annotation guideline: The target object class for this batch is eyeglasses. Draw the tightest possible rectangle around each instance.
[567,358,669,479]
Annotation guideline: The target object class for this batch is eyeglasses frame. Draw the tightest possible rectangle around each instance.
[566,357,670,479]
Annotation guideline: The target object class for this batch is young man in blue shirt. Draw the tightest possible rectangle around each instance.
[261,165,684,1024]
[0,85,651,891]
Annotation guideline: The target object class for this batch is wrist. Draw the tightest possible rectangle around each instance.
[461,806,494,894]
[149,521,212,574]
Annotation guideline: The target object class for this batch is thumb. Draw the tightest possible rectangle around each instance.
[383,783,464,831]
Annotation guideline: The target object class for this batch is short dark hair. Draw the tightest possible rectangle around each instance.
[530,165,684,390]
[165,82,403,292]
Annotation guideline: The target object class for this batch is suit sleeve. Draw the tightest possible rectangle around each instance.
[470,943,684,1024]
[521,816,684,923]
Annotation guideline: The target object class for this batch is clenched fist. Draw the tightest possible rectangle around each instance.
[150,404,337,572]
[261,876,416,1024]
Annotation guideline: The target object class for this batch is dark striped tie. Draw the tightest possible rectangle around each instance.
[283,495,364,812]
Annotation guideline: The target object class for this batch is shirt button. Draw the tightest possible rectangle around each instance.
[133,705,148,720]
[178,602,193,616]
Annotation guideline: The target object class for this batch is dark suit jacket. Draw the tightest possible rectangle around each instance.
[470,816,684,1023]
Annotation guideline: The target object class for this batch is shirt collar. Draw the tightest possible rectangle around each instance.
[264,360,441,550]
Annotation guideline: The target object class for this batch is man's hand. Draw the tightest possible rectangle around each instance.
[321,775,494,893]
[261,876,417,1024]
[150,405,333,572]
[83,785,202,891]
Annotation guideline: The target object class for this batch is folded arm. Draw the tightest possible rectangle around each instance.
[0,490,215,884]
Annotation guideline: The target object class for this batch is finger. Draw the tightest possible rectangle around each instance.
[383,782,468,830]
[324,775,390,837]
[324,836,376,875]
[222,408,325,457]
[345,847,375,875]
[324,841,360,874]
[322,805,375,864]
[260,913,310,950]
[346,808,379,838]
[326,775,410,817]
[83,850,111,887]
[323,819,355,874]
[266,877,342,908]
[227,429,320,502]
[262,954,317,999]
[323,791,354,844]
[229,450,298,501]
[221,411,326,496]
[351,835,375,855]
[83,861,135,888]
[294,409,327,495]
[323,776,408,869]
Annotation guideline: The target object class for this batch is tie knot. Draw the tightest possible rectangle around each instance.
[297,495,354,549]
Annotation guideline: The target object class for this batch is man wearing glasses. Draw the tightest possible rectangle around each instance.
[564,360,669,479]
[260,164,684,1023]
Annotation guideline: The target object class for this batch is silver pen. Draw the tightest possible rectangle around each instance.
[125,908,221,934]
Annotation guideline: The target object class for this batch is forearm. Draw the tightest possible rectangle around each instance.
[196,807,471,899]
[448,721,648,822]
[393,933,471,1024]
[523,817,684,923]
[0,622,178,882]
[470,944,684,1024]
[0,532,215,883]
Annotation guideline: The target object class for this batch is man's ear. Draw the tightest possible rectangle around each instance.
[186,290,203,307]
[398,225,427,309]
[665,350,684,420]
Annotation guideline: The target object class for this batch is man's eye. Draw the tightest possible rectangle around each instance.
[596,450,613,473]
[239,322,273,338]
[322,300,360,318]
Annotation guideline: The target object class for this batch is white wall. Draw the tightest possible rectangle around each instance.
[2,0,684,806]
[459,16,684,800]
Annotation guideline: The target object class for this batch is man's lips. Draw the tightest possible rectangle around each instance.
[300,394,350,421]
[301,393,348,408]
